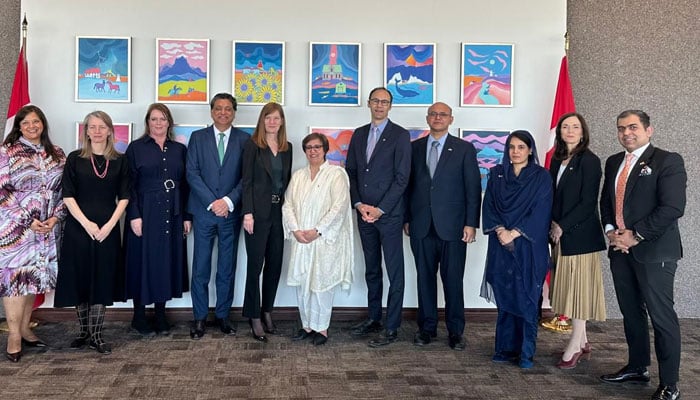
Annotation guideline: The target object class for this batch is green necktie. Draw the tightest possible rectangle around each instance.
[217,132,225,163]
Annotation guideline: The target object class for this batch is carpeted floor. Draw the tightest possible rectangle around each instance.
[0,318,698,399]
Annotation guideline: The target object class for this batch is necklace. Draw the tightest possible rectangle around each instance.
[90,155,109,179]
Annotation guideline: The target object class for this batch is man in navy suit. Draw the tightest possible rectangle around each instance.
[186,93,250,339]
[404,102,481,350]
[346,87,411,347]
[599,110,686,400]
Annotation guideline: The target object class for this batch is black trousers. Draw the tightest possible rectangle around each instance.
[242,203,283,318]
[609,251,681,386]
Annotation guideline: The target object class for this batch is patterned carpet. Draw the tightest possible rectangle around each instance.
[1,317,698,399]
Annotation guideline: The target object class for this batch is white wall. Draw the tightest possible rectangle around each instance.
[22,0,566,309]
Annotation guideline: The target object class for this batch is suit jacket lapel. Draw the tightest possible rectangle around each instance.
[368,121,390,164]
[624,145,654,199]
[556,155,578,192]
[434,135,455,177]
[205,126,222,166]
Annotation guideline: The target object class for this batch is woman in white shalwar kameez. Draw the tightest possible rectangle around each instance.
[282,133,353,345]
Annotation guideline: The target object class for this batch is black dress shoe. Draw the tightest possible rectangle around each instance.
[154,316,171,336]
[350,319,383,337]
[413,331,431,346]
[190,319,206,340]
[599,365,650,384]
[248,319,267,342]
[261,313,278,335]
[312,332,328,346]
[215,318,236,335]
[131,319,155,337]
[292,329,314,341]
[5,351,21,362]
[89,341,112,355]
[22,338,48,348]
[448,334,465,351]
[368,330,398,348]
[70,335,89,349]
[652,385,681,400]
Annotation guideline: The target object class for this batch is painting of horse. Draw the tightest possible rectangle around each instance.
[75,36,131,102]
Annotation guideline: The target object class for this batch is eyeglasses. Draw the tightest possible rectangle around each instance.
[304,144,324,150]
[369,98,391,106]
[428,112,451,119]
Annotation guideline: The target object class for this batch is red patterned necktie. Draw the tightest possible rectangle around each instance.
[615,153,634,229]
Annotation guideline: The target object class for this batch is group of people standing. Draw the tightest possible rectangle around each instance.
[0,89,686,400]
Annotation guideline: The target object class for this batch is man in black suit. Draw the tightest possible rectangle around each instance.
[346,87,411,347]
[599,110,686,400]
[404,102,481,350]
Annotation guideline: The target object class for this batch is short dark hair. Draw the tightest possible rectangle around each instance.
[617,109,650,128]
[209,92,237,111]
[304,133,329,160]
[368,87,392,103]
[553,112,590,160]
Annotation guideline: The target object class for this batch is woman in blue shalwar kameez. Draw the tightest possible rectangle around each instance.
[481,130,552,369]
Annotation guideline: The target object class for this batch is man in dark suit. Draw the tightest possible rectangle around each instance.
[346,87,411,347]
[599,110,686,400]
[186,93,250,339]
[404,102,481,350]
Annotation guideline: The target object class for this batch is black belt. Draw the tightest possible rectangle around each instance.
[141,179,178,193]
[271,194,281,204]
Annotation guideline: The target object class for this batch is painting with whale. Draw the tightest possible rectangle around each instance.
[383,43,435,106]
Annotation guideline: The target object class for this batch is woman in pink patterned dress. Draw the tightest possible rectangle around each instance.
[0,105,66,362]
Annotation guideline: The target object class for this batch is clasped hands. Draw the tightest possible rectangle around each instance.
[607,229,639,254]
[210,198,230,218]
[30,217,58,235]
[357,203,383,223]
[82,220,113,242]
[495,226,519,249]
[292,229,321,244]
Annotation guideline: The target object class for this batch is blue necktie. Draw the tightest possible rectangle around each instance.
[366,126,379,161]
[428,141,439,178]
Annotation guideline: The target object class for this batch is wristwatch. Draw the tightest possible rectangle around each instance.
[633,230,645,242]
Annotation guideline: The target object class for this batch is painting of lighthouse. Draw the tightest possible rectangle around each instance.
[75,36,131,102]
[384,43,435,106]
[309,42,361,106]
[460,43,514,107]
[156,38,209,104]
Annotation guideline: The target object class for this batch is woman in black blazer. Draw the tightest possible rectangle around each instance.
[241,102,292,342]
[548,112,607,369]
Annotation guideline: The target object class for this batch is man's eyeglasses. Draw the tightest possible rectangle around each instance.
[369,98,391,106]
[428,112,451,119]
[304,144,324,150]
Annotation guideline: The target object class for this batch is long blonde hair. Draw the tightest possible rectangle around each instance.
[79,111,120,160]
[251,102,289,151]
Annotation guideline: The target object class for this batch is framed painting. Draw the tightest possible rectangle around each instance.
[173,124,206,147]
[309,42,361,106]
[233,41,285,105]
[75,36,131,103]
[384,43,435,106]
[156,38,210,104]
[308,127,354,166]
[75,122,132,153]
[460,43,514,107]
[236,125,256,136]
[459,128,510,191]
[407,127,430,142]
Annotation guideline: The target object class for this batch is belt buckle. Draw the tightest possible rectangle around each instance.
[271,194,280,203]
[164,179,175,190]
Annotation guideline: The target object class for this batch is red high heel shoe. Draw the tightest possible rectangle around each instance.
[556,351,583,369]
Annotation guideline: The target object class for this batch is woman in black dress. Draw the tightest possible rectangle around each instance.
[124,103,190,336]
[54,111,130,355]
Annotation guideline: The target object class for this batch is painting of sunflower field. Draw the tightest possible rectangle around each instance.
[233,41,285,105]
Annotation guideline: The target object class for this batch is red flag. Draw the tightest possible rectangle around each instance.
[4,43,30,137]
[543,56,575,170]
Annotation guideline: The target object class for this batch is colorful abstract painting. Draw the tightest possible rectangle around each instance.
[384,43,435,106]
[75,36,131,102]
[75,122,132,153]
[459,129,510,191]
[309,43,361,106]
[308,127,354,166]
[173,124,206,147]
[156,38,209,104]
[233,41,284,105]
[460,43,513,107]
[407,127,430,142]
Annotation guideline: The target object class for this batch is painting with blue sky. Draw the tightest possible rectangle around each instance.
[233,41,285,105]
[384,43,435,106]
[460,129,509,191]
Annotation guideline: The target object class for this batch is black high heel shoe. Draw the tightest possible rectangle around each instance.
[261,312,278,335]
[248,319,267,343]
[5,350,22,362]
[22,338,48,348]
